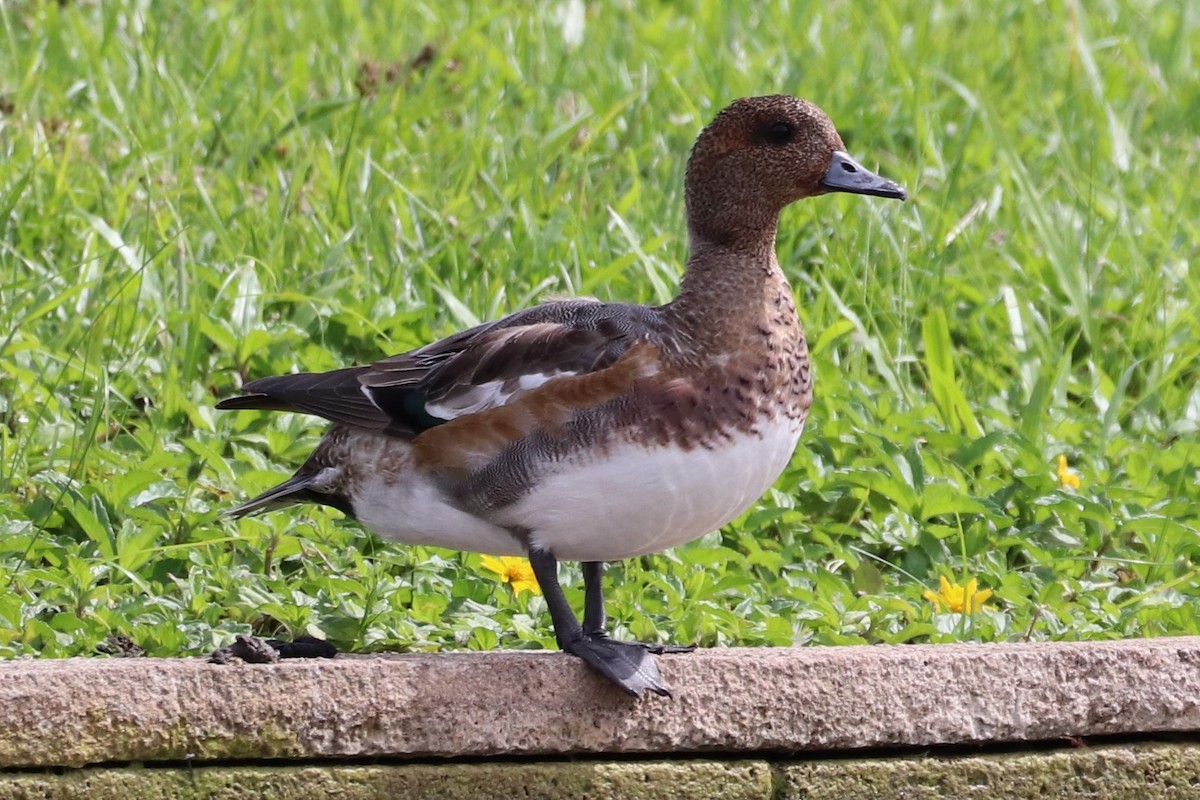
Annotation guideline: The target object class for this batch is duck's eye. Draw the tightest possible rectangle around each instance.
[765,121,793,144]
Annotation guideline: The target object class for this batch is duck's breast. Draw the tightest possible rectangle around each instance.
[503,414,803,562]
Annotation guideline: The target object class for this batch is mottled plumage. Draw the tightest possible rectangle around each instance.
[218,95,906,697]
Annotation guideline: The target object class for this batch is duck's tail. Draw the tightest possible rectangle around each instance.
[225,474,314,518]
[225,466,356,520]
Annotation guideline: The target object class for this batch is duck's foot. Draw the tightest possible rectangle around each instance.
[208,634,337,664]
[527,549,694,697]
[588,635,697,656]
[562,634,690,697]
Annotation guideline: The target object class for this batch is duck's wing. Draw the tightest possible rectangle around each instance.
[216,300,662,436]
[214,318,510,432]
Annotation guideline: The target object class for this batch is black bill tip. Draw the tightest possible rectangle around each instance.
[820,150,907,201]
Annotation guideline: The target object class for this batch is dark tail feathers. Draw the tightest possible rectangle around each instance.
[224,474,315,518]
[225,472,357,520]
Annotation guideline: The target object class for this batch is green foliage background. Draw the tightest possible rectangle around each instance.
[1,0,1198,657]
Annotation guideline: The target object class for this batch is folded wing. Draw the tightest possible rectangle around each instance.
[216,299,662,436]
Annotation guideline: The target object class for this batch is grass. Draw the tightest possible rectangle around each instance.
[1,0,1198,659]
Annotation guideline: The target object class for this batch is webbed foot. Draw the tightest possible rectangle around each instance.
[588,636,697,656]
[528,550,695,697]
[562,634,676,697]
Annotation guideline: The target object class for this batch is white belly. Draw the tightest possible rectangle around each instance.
[355,471,527,556]
[502,417,804,561]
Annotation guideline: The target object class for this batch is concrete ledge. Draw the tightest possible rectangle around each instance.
[2,638,1200,768]
[3,745,1200,800]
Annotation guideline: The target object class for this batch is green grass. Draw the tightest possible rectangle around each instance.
[1,0,1198,659]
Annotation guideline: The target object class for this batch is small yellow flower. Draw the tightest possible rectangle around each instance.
[1056,455,1082,490]
[480,555,542,596]
[924,575,993,614]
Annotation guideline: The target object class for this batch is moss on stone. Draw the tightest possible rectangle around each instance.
[36,715,304,768]
[4,744,1200,799]
[777,743,1200,800]
[0,760,772,800]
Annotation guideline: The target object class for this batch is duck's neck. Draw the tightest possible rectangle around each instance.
[663,223,799,357]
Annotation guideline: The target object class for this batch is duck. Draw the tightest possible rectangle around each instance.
[217,95,906,697]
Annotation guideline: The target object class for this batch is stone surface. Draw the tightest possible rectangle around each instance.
[4,745,1200,800]
[1,638,1199,768]
[778,743,1200,799]
[0,761,773,800]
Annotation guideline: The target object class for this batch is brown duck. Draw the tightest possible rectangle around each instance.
[219,95,906,696]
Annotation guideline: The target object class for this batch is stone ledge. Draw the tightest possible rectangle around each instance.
[2,638,1199,768]
[3,744,1200,800]
[778,742,1200,800]
[0,760,774,800]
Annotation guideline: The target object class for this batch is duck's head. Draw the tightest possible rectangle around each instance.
[685,95,906,247]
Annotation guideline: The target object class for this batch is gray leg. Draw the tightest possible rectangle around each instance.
[582,559,697,656]
[528,548,584,649]
[583,561,607,637]
[528,549,673,697]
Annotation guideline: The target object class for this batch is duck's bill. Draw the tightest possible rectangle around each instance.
[820,150,907,200]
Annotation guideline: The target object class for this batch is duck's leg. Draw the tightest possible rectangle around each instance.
[527,548,672,697]
[581,561,610,637]
[582,561,697,655]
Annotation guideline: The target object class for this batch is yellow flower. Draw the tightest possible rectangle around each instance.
[924,575,993,614]
[480,555,541,596]
[1056,455,1082,490]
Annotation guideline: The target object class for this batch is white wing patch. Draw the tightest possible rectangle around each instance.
[423,371,575,419]
[360,385,385,412]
